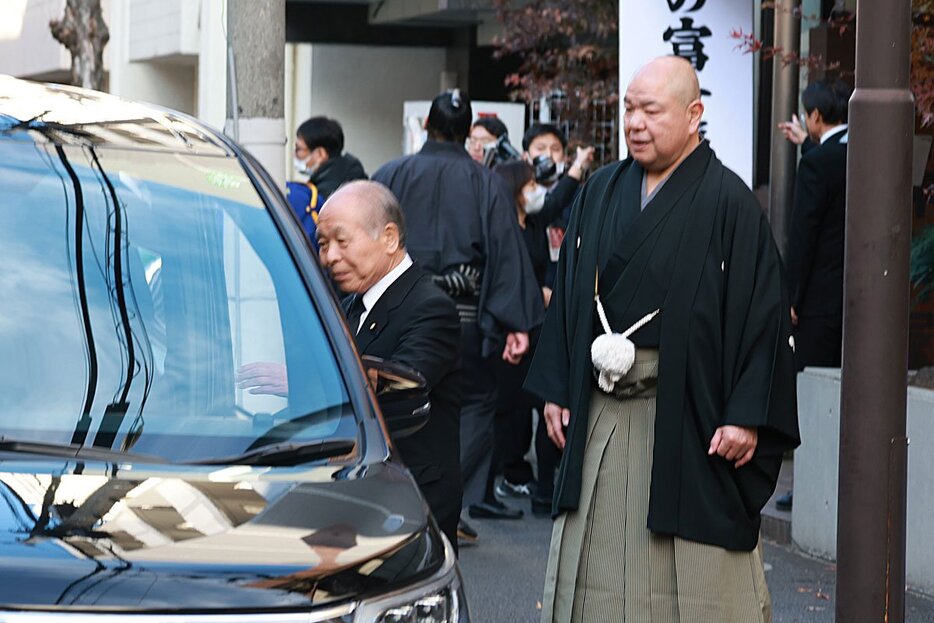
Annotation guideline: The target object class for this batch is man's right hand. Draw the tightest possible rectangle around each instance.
[778,115,807,146]
[544,402,571,449]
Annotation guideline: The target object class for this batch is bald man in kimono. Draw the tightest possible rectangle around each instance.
[525,56,800,622]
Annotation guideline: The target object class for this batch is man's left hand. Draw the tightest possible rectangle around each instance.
[502,331,530,365]
[708,425,758,468]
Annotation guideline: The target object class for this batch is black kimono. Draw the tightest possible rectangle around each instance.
[525,141,800,551]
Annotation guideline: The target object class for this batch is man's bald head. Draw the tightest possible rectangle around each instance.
[321,180,407,247]
[630,56,701,107]
[623,56,705,175]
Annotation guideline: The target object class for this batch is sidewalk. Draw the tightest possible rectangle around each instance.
[763,541,934,622]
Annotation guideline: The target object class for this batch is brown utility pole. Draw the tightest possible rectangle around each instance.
[836,0,913,621]
[767,0,801,257]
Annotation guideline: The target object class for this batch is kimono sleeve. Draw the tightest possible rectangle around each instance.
[523,179,590,409]
[720,190,800,455]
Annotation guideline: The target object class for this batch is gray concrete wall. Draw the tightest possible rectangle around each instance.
[793,368,934,597]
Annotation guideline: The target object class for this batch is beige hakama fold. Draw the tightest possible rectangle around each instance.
[541,350,771,623]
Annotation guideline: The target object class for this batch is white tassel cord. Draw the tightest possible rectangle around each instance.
[594,296,660,338]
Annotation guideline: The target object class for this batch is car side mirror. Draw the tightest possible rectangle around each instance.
[361,356,430,439]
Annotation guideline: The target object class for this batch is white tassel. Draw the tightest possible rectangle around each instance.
[591,297,660,393]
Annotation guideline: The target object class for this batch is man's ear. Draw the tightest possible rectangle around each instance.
[688,99,705,135]
[383,223,401,253]
[313,146,329,162]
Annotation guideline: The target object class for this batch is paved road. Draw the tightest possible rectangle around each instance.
[457,503,934,623]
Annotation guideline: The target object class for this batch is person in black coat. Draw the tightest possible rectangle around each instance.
[785,80,852,371]
[315,180,463,550]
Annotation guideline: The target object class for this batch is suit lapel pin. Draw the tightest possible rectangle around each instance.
[369,322,377,331]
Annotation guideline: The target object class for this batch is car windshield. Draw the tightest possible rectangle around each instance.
[0,134,353,463]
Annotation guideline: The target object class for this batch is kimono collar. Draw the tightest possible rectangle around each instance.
[419,140,472,159]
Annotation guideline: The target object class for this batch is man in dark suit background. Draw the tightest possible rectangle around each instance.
[315,180,463,549]
[786,79,852,371]
[774,80,851,513]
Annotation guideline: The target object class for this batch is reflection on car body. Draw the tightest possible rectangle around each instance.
[0,75,467,622]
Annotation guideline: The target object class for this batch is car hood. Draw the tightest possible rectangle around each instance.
[0,458,443,613]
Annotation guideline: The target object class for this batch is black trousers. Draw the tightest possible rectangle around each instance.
[458,322,499,507]
[534,407,562,502]
[794,313,842,371]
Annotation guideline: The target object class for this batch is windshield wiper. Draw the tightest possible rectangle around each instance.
[192,438,357,467]
[0,439,160,464]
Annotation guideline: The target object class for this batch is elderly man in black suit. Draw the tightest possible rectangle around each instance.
[315,180,463,550]
[784,79,851,371]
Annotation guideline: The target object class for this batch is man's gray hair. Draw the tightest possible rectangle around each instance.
[333,180,407,247]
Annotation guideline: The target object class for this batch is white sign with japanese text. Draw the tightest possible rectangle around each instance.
[618,0,755,187]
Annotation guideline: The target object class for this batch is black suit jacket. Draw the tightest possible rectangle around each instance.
[786,129,848,317]
[342,264,462,525]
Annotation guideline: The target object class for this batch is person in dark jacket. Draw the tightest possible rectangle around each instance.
[786,79,851,371]
[474,160,567,518]
[316,180,463,550]
[522,124,594,293]
[294,116,368,199]
[372,90,544,532]
[774,79,851,513]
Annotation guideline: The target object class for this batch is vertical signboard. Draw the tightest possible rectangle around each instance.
[618,0,755,187]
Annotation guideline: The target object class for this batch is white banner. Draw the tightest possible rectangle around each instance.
[618,0,754,187]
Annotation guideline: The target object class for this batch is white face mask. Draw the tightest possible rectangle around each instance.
[554,161,567,177]
[523,185,547,215]
[293,156,311,176]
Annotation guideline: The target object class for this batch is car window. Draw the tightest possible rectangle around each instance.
[0,137,353,462]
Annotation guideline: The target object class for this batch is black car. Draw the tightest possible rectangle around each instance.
[0,75,467,622]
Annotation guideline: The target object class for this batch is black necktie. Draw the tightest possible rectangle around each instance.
[346,295,366,335]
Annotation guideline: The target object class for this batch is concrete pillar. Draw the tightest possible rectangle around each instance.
[767,0,801,258]
[197,0,227,131]
[225,0,286,187]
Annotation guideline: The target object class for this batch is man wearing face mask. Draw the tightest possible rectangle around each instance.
[294,117,367,198]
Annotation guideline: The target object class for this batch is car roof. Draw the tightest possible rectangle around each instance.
[0,74,232,157]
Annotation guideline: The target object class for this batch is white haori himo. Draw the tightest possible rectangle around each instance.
[590,294,661,393]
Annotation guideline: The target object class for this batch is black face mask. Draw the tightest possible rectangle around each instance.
[532,154,559,185]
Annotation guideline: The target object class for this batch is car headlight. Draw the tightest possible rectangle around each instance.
[354,534,468,623]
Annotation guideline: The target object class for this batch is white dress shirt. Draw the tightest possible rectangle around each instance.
[820,124,848,145]
[356,253,414,334]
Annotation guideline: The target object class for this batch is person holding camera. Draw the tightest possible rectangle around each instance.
[467,117,522,168]
[521,124,595,305]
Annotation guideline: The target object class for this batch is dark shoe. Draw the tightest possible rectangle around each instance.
[495,479,536,498]
[775,490,793,511]
[531,496,551,518]
[457,518,478,543]
[468,500,524,520]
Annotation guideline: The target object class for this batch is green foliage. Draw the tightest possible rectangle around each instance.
[911,224,934,304]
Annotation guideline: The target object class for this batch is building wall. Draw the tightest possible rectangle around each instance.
[793,369,934,598]
[286,43,448,179]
